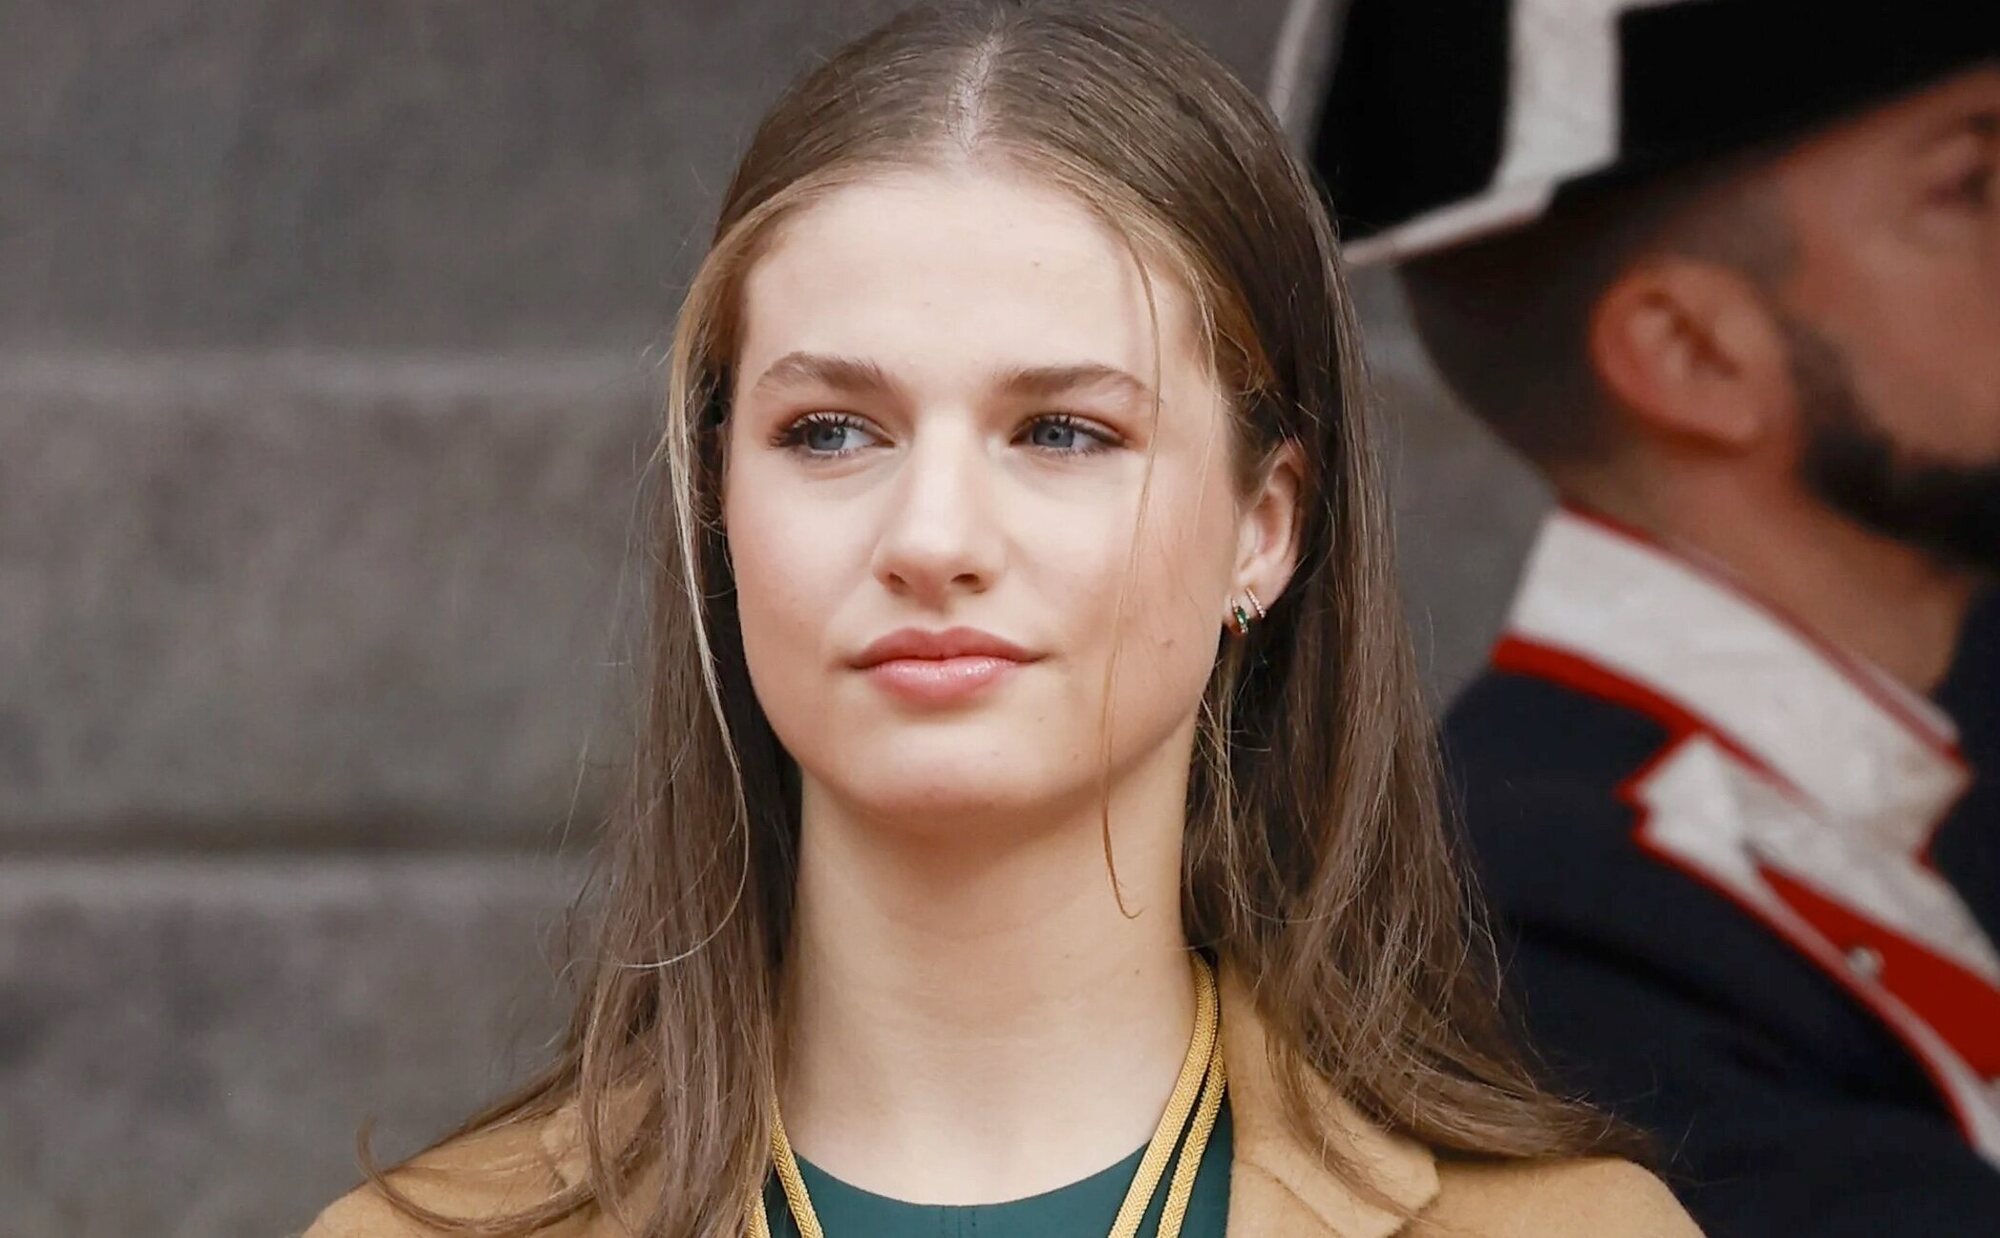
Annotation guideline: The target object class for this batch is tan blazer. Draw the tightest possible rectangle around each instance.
[309,970,1701,1237]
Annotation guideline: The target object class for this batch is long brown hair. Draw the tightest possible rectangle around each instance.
[367,3,1618,1233]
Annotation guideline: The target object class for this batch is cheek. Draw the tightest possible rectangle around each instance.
[1086,464,1240,717]
[1848,305,2000,458]
[1816,259,2000,457]
[723,468,850,685]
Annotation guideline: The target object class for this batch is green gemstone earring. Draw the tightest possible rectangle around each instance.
[1230,586,1266,636]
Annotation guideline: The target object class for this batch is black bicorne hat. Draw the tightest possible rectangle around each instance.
[1314,0,2000,266]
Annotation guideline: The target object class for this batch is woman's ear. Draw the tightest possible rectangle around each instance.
[1233,439,1305,609]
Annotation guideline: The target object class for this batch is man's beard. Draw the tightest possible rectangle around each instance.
[1783,316,2000,578]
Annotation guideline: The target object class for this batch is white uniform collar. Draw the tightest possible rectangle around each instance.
[1500,506,1972,855]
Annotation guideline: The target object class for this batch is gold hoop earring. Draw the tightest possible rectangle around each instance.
[1230,599,1253,636]
[1229,586,1266,636]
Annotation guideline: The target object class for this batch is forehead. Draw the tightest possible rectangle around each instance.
[734,169,1206,387]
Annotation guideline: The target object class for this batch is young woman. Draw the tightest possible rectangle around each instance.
[311,3,1698,1235]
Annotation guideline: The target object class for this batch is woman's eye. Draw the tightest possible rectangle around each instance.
[1020,414,1113,455]
[803,421,858,452]
[778,413,878,457]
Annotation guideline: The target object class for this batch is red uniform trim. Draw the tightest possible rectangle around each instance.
[1490,636,1788,791]
[1492,631,1990,1141]
[1759,865,2000,1078]
[1555,501,1966,766]
[1551,501,1968,871]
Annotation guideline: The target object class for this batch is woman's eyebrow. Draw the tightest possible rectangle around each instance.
[749,351,899,397]
[749,355,1155,403]
[993,362,1154,402]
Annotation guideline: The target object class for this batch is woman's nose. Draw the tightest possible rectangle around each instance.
[869,424,1006,604]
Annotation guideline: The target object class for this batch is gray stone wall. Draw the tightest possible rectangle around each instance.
[1,3,1545,1234]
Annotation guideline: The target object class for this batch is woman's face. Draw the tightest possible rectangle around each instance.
[723,168,1293,836]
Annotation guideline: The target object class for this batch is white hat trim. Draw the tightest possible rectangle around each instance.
[1340,0,1677,267]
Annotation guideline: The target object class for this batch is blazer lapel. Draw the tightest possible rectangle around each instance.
[1220,967,1440,1237]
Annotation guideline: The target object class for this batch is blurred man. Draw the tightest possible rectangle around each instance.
[1316,2,2000,1233]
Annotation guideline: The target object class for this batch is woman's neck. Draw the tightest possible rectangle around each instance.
[779,763,1197,1205]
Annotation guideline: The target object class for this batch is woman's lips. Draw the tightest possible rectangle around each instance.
[850,628,1039,707]
[862,654,1025,706]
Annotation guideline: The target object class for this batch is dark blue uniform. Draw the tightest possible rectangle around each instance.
[1446,512,2000,1237]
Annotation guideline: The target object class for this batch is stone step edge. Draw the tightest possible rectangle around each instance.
[0,346,665,402]
[0,850,589,903]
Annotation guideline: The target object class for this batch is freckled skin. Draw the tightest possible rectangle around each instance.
[722,169,1266,840]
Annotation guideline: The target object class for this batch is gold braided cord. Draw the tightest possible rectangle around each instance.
[769,1109,824,1238]
[1105,956,1218,1238]
[1157,1047,1226,1237]
[753,953,1224,1238]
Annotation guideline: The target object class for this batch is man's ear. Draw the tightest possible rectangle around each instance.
[1587,256,1792,451]
[1233,439,1305,609]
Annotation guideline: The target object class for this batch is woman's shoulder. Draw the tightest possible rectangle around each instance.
[1420,1155,1701,1238]
[303,1116,590,1237]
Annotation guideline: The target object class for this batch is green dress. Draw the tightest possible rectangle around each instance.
[763,1102,1232,1238]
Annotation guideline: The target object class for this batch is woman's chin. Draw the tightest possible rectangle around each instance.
[807,757,1097,840]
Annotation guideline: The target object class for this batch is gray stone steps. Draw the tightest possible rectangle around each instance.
[0,854,579,1238]
[2,350,655,849]
[4,0,1297,351]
